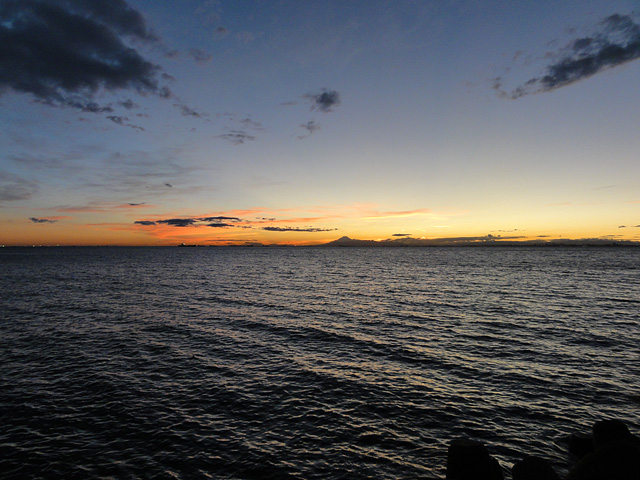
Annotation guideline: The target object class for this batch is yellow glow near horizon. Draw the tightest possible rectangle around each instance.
[4,210,639,246]
[2,195,639,246]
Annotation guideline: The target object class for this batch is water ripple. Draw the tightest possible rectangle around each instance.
[1,246,639,479]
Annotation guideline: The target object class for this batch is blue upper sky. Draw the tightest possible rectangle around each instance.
[1,0,639,245]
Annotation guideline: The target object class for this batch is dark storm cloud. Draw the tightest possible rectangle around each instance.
[305,89,341,112]
[0,0,170,111]
[29,217,57,224]
[499,13,640,98]
[262,226,338,232]
[135,220,157,226]
[392,233,412,237]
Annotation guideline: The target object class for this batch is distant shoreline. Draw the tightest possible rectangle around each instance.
[2,240,640,248]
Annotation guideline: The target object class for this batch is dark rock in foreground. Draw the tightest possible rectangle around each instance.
[446,419,639,480]
[566,419,640,480]
[446,438,503,480]
[512,456,560,480]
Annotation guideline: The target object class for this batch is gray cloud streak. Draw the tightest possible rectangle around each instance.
[297,120,320,139]
[216,131,256,145]
[0,172,39,202]
[497,13,640,98]
[29,217,57,223]
[135,216,243,228]
[188,48,212,65]
[262,226,337,232]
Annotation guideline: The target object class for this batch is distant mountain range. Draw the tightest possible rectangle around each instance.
[320,236,640,247]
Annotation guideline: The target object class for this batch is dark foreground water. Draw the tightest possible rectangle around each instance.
[1,246,639,479]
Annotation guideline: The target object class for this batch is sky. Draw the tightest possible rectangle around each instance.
[1,0,640,246]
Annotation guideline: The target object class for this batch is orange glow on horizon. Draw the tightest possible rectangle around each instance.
[3,202,639,246]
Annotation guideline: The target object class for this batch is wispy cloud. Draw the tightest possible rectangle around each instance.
[239,118,265,130]
[297,120,320,139]
[188,48,212,65]
[29,217,57,224]
[402,234,526,244]
[175,104,208,118]
[131,203,444,243]
[495,13,640,98]
[214,26,229,37]
[119,99,138,110]
[262,226,338,232]
[0,171,39,202]
[304,89,341,112]
[106,115,145,131]
[216,130,256,145]
[133,210,344,239]
[135,216,244,228]
[55,202,155,213]
[236,31,255,44]
[215,114,264,144]
[363,208,433,220]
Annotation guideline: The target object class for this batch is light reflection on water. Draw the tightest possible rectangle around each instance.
[1,246,639,479]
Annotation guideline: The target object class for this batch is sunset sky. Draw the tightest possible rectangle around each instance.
[2,0,640,246]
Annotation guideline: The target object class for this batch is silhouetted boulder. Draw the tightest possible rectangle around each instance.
[592,419,633,449]
[566,420,640,480]
[565,452,600,480]
[594,440,640,479]
[446,438,504,480]
[568,432,594,460]
[512,456,559,480]
[566,442,640,480]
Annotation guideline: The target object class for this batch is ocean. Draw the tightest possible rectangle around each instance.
[1,246,639,479]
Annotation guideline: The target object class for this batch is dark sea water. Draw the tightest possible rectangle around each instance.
[1,246,639,479]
